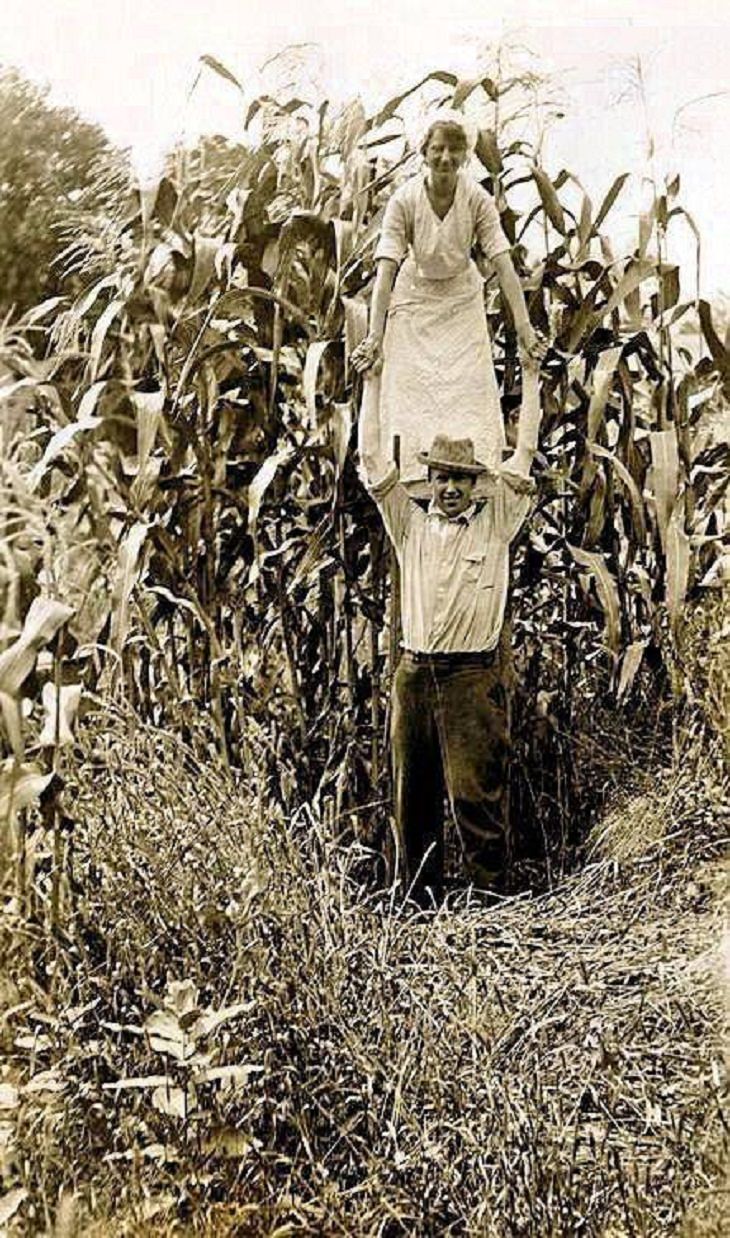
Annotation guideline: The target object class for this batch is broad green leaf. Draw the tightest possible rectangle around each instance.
[110,523,148,655]
[658,264,680,312]
[617,640,647,700]
[698,300,730,389]
[145,1010,197,1062]
[73,275,118,320]
[371,71,458,127]
[188,233,219,303]
[0,692,23,758]
[328,402,353,478]
[20,297,65,326]
[164,979,200,1017]
[666,501,691,627]
[152,1083,196,1118]
[89,298,125,382]
[131,388,165,507]
[0,1188,27,1227]
[602,259,654,319]
[199,54,244,94]
[248,446,295,536]
[0,760,53,822]
[586,347,623,441]
[332,219,356,278]
[576,190,593,256]
[568,544,621,653]
[650,429,680,552]
[28,383,104,490]
[0,597,74,697]
[201,1128,258,1159]
[303,340,336,429]
[190,1001,253,1040]
[590,443,647,544]
[452,77,492,107]
[39,682,82,748]
[532,165,566,234]
[0,1083,19,1110]
[192,1063,262,1089]
[0,641,39,699]
[474,128,503,175]
[102,1075,171,1092]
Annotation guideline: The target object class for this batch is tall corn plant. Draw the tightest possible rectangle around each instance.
[1,61,727,907]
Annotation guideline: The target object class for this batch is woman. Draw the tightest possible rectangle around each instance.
[351,111,543,489]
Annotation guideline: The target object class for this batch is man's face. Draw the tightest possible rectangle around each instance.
[430,469,476,518]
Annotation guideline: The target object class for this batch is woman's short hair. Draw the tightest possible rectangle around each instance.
[415,107,477,156]
[419,119,469,158]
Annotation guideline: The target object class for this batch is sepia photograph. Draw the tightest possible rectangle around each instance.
[0,0,728,1233]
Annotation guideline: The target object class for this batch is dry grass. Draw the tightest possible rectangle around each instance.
[1,706,728,1237]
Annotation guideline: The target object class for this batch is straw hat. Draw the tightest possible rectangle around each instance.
[417,435,488,476]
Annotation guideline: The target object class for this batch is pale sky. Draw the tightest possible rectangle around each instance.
[4,0,730,294]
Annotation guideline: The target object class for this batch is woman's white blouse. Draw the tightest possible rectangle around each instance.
[373,170,510,280]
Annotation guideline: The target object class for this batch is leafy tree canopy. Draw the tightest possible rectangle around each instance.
[0,66,118,313]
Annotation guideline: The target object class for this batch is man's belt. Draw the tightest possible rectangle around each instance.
[402,648,498,668]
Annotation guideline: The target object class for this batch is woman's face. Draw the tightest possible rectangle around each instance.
[423,126,467,186]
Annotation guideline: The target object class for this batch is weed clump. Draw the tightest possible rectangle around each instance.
[1,708,727,1236]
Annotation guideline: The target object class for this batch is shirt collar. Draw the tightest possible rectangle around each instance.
[427,499,478,525]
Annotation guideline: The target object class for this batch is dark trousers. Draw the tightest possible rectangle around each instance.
[391,652,510,905]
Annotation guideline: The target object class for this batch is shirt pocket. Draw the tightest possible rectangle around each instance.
[462,551,487,586]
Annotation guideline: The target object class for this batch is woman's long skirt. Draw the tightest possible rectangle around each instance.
[379,258,505,495]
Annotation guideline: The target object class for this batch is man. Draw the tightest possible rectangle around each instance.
[356,361,542,907]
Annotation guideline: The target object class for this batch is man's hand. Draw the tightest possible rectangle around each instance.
[351,335,383,374]
[516,322,548,365]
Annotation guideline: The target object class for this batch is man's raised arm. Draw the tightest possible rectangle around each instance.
[357,372,392,488]
[502,356,542,480]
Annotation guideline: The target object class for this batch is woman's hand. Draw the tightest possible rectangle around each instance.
[501,447,535,479]
[516,321,548,366]
[350,335,383,374]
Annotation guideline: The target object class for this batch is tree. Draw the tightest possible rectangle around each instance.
[0,66,117,313]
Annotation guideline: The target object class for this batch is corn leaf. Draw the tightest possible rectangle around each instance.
[602,259,654,319]
[303,340,335,429]
[586,347,623,441]
[0,692,23,758]
[89,299,125,382]
[0,1188,28,1227]
[474,128,503,175]
[0,760,53,822]
[110,523,149,655]
[666,502,691,627]
[131,388,165,506]
[532,166,566,234]
[590,444,647,544]
[0,598,74,696]
[188,233,220,303]
[617,640,647,700]
[591,174,630,235]
[371,72,457,127]
[650,429,680,552]
[38,683,82,748]
[28,383,105,490]
[568,544,621,653]
[248,446,295,536]
[199,54,244,94]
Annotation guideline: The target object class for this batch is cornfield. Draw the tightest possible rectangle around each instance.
[0,58,728,1235]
